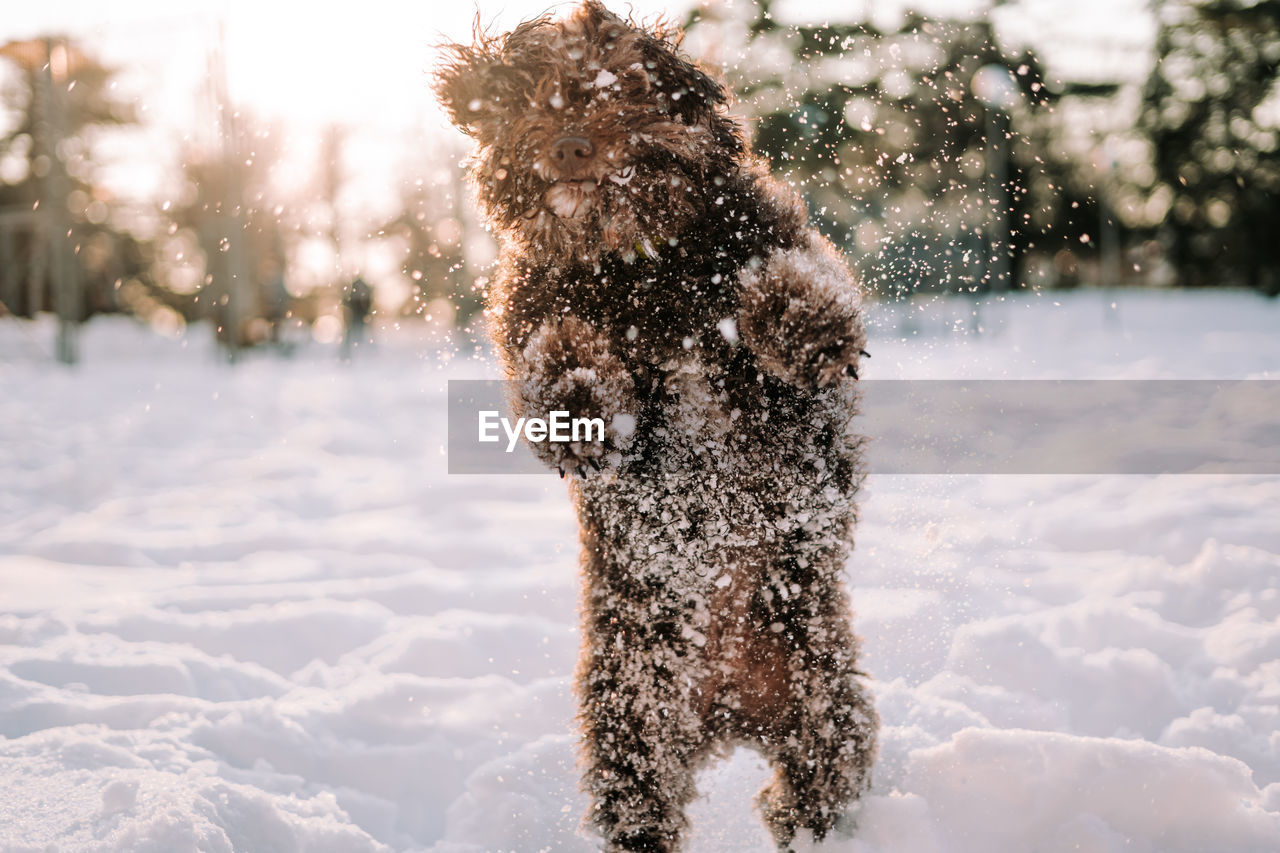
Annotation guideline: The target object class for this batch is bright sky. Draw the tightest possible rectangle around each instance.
[0,1,692,134]
[0,0,1151,293]
[0,1,698,228]
[0,0,1150,132]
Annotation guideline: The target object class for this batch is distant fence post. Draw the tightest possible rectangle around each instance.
[0,213,21,313]
[972,64,1018,295]
[0,36,84,361]
[37,38,81,364]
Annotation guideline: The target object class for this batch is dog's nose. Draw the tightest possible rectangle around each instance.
[552,136,595,165]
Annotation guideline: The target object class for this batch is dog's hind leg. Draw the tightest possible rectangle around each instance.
[755,651,877,849]
[577,607,709,853]
[747,559,879,850]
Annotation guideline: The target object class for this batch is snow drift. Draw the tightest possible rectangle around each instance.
[1,289,1278,851]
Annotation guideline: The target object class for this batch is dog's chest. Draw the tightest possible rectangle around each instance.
[569,251,740,344]
[651,350,738,441]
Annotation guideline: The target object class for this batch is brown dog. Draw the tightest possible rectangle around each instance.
[436,3,878,850]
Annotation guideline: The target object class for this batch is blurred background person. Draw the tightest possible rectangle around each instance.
[341,274,372,359]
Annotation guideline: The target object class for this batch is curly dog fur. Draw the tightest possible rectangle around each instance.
[436,3,879,849]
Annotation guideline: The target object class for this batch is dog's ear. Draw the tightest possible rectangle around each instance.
[434,44,503,135]
[635,31,727,125]
[574,0,630,35]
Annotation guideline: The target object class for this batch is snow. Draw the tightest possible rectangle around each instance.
[2,288,1279,852]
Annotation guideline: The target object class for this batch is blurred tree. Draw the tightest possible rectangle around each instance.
[0,37,139,337]
[169,117,292,349]
[1143,0,1280,293]
[319,124,345,268]
[380,173,478,327]
[685,2,1097,296]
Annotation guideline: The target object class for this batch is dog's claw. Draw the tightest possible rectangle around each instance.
[860,349,871,359]
[558,467,566,479]
[587,458,601,471]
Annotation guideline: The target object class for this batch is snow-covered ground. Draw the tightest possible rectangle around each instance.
[2,289,1278,852]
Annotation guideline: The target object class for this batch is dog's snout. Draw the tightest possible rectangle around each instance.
[552,136,595,163]
[549,136,596,179]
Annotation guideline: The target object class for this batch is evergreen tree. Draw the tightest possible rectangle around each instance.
[0,37,137,318]
[171,118,291,345]
[684,2,1089,295]
[380,173,478,327]
[1143,0,1280,293]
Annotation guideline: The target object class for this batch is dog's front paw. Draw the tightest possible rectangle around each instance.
[518,315,638,477]
[738,241,867,391]
[801,333,868,390]
[535,367,638,478]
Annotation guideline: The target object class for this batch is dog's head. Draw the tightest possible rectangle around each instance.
[435,1,743,263]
